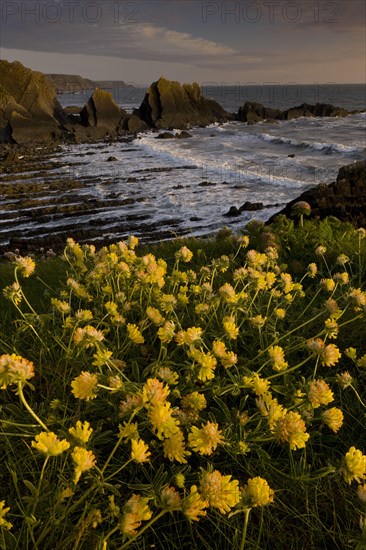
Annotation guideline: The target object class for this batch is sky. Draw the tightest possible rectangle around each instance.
[0,0,365,86]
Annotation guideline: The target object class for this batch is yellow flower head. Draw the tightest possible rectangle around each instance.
[321,278,336,292]
[131,439,151,463]
[315,245,327,256]
[142,378,170,406]
[119,422,139,441]
[51,298,71,313]
[92,349,113,368]
[241,477,274,508]
[324,318,339,339]
[325,298,342,317]
[0,354,35,389]
[212,340,227,358]
[274,411,310,450]
[348,288,366,309]
[73,326,104,348]
[156,367,179,385]
[176,327,203,346]
[219,283,238,303]
[188,422,224,456]
[127,323,145,345]
[336,371,353,389]
[181,391,207,414]
[223,316,239,340]
[307,338,325,355]
[71,371,99,401]
[175,246,193,262]
[246,249,267,267]
[307,263,318,277]
[182,485,208,521]
[72,446,96,484]
[321,407,344,432]
[243,373,270,397]
[119,495,152,536]
[268,346,288,372]
[250,315,267,329]
[199,470,240,514]
[308,379,334,408]
[341,447,366,484]
[3,282,23,305]
[221,351,238,368]
[14,256,35,277]
[146,306,165,325]
[68,420,93,445]
[0,501,12,530]
[321,344,341,367]
[275,308,286,319]
[32,432,70,457]
[161,486,182,510]
[148,402,180,440]
[163,429,190,463]
[157,321,176,343]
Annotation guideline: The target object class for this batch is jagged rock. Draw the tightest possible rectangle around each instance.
[80,88,126,133]
[10,111,64,144]
[155,132,175,139]
[282,103,349,120]
[0,60,66,144]
[224,206,241,217]
[135,77,231,130]
[270,160,366,227]
[175,131,192,139]
[126,113,149,134]
[236,100,351,125]
[240,201,265,211]
[237,101,281,124]
[106,156,118,162]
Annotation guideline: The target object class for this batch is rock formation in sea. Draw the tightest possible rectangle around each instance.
[132,77,232,130]
[0,60,66,144]
[237,101,350,125]
[271,160,366,227]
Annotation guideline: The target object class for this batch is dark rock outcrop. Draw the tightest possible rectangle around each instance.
[236,101,351,125]
[133,77,231,130]
[271,160,366,227]
[176,131,193,139]
[237,102,281,125]
[155,132,175,139]
[0,60,66,144]
[80,88,126,133]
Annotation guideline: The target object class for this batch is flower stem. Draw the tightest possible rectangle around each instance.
[240,508,251,550]
[17,383,49,432]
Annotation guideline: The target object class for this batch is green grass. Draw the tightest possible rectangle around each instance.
[0,218,365,549]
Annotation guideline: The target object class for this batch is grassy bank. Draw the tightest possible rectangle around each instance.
[0,217,365,549]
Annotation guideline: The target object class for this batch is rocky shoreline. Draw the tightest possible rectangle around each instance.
[1,60,361,147]
[1,60,365,254]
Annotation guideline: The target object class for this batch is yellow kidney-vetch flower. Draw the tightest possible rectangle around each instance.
[131,439,151,463]
[71,446,96,484]
[0,354,35,389]
[32,432,70,457]
[199,470,239,514]
[68,421,93,445]
[71,371,99,401]
[340,447,366,484]
[240,477,275,508]
[188,422,224,456]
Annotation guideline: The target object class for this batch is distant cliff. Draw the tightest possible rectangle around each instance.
[46,74,128,94]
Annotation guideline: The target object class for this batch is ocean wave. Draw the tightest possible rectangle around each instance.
[257,133,364,154]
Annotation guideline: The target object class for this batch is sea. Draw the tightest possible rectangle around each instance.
[1,84,365,249]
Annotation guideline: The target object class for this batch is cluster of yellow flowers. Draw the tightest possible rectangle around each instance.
[2,232,365,545]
